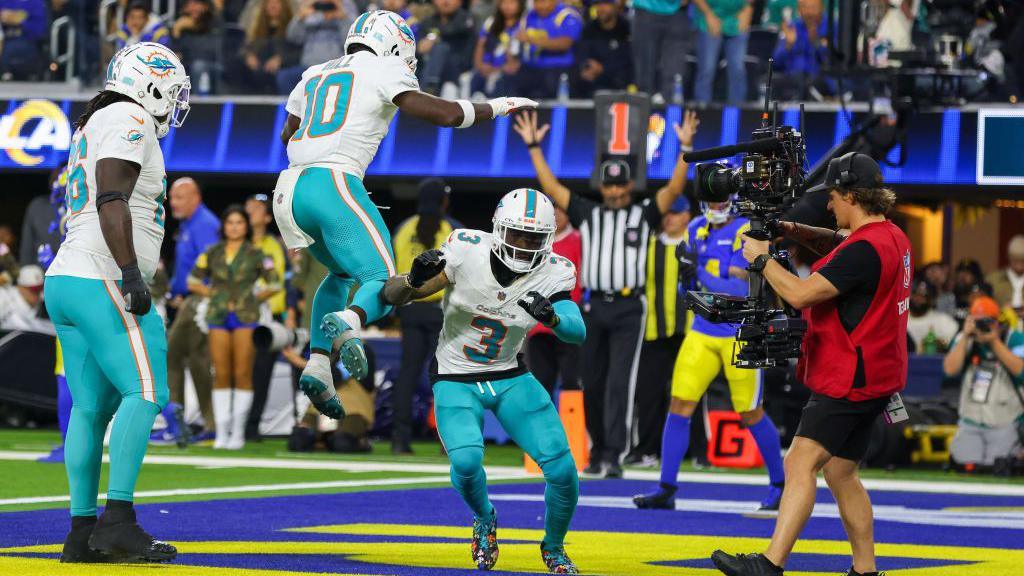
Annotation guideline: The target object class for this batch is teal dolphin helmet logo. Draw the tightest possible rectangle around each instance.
[136,51,177,77]
[388,14,415,44]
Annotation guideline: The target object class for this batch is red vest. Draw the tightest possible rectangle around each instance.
[797,220,913,401]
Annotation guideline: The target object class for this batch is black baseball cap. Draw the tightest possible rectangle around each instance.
[417,177,451,216]
[806,152,883,194]
[600,159,632,185]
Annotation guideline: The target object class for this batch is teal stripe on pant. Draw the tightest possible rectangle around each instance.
[44,275,169,517]
[435,373,579,545]
[291,167,396,351]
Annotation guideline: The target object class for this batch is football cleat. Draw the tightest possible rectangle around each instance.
[757,482,784,513]
[633,483,677,509]
[320,312,369,381]
[845,569,886,576]
[582,460,603,476]
[470,508,499,570]
[38,445,65,464]
[604,462,623,479]
[60,516,109,563]
[541,542,579,574]
[710,550,783,576]
[88,503,177,563]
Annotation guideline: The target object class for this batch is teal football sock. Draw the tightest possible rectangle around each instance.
[65,406,113,517]
[309,274,353,352]
[540,451,579,546]
[349,279,392,326]
[106,396,160,503]
[448,446,493,519]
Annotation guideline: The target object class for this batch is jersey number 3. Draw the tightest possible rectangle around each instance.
[463,316,507,364]
[291,72,354,141]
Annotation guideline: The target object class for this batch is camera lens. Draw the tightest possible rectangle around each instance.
[695,163,741,202]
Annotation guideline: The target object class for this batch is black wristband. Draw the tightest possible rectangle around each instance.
[527,142,540,149]
[750,254,772,272]
[96,191,129,209]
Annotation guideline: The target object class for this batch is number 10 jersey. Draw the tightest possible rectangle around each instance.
[434,229,576,380]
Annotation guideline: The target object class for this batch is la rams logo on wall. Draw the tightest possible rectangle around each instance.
[136,50,176,77]
[0,100,71,167]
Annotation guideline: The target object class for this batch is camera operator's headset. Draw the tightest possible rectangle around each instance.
[823,152,862,190]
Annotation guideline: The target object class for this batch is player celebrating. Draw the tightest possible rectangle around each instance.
[44,42,188,562]
[383,189,586,574]
[633,196,786,512]
[274,10,537,420]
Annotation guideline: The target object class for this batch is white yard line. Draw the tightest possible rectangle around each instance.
[3,450,1024,497]
[0,474,523,507]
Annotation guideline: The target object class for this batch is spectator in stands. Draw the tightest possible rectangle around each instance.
[188,205,281,450]
[907,279,959,354]
[762,0,797,28]
[234,0,294,93]
[245,193,287,441]
[692,0,752,104]
[525,205,582,397]
[873,0,915,53]
[471,0,524,98]
[575,0,632,97]
[945,296,1024,468]
[167,178,220,444]
[953,258,992,322]
[921,261,957,316]
[986,235,1024,316]
[0,264,46,332]
[515,0,582,99]
[0,0,47,80]
[116,1,171,50]
[771,0,828,101]
[631,0,689,105]
[0,233,17,287]
[278,0,357,93]
[390,178,459,454]
[417,0,476,96]
[19,167,65,266]
[173,0,224,93]
[627,195,691,467]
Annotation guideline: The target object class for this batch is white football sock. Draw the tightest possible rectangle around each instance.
[303,352,333,385]
[339,309,362,333]
[212,388,232,449]
[228,389,253,450]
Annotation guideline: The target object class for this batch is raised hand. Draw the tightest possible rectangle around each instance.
[512,109,550,146]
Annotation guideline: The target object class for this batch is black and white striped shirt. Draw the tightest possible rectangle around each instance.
[566,195,663,293]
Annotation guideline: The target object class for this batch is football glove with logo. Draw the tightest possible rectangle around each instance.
[408,249,446,288]
[488,97,539,118]
[518,291,558,327]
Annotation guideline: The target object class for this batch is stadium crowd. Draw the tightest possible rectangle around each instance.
[3,0,1024,101]
[1,162,1023,472]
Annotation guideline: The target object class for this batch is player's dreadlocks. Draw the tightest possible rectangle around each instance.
[75,91,138,131]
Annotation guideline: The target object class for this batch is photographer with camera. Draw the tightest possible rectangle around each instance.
[944,296,1024,470]
[711,152,912,576]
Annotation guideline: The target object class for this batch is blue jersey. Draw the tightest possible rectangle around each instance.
[171,203,220,297]
[684,215,750,338]
[520,4,582,69]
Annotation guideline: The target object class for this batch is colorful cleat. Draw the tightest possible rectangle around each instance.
[633,483,677,509]
[757,482,784,512]
[38,445,65,464]
[320,312,369,381]
[470,508,499,570]
[298,373,346,420]
[541,542,579,574]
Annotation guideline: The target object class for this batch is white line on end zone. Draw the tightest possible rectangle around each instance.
[0,474,523,507]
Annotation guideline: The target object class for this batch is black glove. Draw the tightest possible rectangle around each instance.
[518,291,557,327]
[408,249,446,288]
[677,247,698,288]
[120,263,152,316]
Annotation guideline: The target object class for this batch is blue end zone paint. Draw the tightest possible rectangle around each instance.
[2,479,1022,575]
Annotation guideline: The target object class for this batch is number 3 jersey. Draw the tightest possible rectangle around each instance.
[47,101,166,282]
[285,52,419,179]
[433,229,577,380]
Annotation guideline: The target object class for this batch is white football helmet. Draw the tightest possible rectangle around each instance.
[345,10,418,73]
[105,42,190,138]
[492,188,556,274]
[701,195,736,225]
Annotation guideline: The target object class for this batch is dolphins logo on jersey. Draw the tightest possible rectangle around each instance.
[136,50,177,77]
[123,128,144,144]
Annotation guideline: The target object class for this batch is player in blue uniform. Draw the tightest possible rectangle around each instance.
[634,197,786,512]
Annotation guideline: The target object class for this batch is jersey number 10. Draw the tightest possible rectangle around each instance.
[291,72,355,141]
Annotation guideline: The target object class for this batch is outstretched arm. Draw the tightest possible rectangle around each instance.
[512,110,571,211]
[394,91,537,129]
[778,221,848,257]
[382,248,451,306]
[550,299,586,344]
[96,157,151,315]
[655,110,700,214]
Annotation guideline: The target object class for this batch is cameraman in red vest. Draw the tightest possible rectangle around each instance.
[711,153,913,576]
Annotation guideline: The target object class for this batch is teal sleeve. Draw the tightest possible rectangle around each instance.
[551,300,586,345]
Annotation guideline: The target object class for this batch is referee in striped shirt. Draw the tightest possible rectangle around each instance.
[514,109,700,477]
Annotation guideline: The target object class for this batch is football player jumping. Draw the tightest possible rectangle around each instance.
[383,189,586,574]
[274,10,537,421]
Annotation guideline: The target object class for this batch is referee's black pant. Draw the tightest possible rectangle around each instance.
[630,333,684,458]
[392,301,443,445]
[582,295,646,466]
[526,331,582,396]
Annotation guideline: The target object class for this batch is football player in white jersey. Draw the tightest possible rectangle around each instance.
[44,42,188,563]
[383,189,586,574]
[273,10,538,422]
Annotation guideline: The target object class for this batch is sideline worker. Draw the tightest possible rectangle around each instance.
[711,152,912,576]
